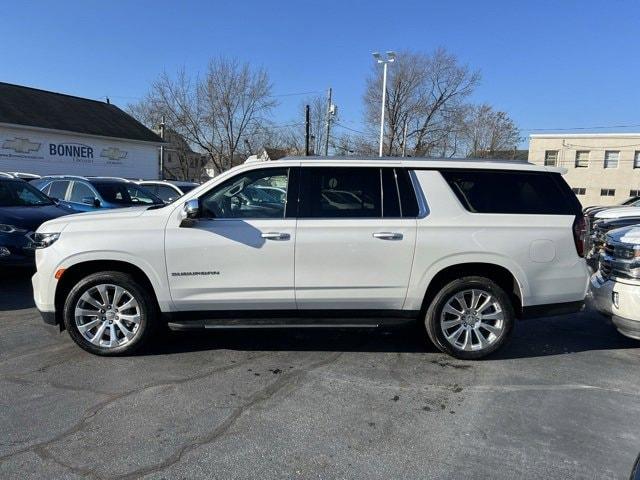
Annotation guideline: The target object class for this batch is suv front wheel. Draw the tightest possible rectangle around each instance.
[425,276,514,360]
[63,271,157,356]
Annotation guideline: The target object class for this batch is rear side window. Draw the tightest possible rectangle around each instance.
[396,169,419,217]
[299,167,382,218]
[69,182,95,203]
[381,169,400,217]
[47,180,70,200]
[440,170,581,215]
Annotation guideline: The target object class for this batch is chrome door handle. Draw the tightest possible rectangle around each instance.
[261,232,290,240]
[373,232,403,240]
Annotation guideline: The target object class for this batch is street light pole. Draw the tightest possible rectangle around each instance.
[372,51,395,157]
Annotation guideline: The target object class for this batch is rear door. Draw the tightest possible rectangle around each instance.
[68,181,100,211]
[294,166,418,310]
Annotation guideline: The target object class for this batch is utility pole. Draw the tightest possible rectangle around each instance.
[324,87,332,156]
[305,105,311,156]
[373,51,396,157]
[401,120,408,157]
[159,115,165,180]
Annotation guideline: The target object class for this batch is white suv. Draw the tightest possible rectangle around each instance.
[32,157,590,359]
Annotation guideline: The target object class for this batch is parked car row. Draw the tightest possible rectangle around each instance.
[0,172,200,267]
[584,196,640,339]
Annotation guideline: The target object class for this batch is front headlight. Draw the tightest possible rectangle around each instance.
[0,224,27,234]
[32,232,61,249]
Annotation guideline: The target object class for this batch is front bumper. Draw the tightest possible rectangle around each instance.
[588,273,640,340]
[0,235,36,267]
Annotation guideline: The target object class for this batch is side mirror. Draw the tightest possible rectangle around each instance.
[184,199,199,218]
[180,199,200,227]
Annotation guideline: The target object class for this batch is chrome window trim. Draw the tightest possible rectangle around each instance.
[408,170,430,219]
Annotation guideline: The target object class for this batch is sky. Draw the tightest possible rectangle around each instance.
[2,0,639,147]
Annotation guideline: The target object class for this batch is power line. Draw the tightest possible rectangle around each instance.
[333,122,368,135]
[523,123,640,132]
[269,90,323,98]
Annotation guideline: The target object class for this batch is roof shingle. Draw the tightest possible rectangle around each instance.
[0,82,162,143]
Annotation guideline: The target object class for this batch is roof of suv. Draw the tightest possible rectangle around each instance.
[261,156,565,174]
[39,175,134,183]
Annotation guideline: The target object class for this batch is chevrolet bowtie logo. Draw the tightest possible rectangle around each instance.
[100,147,128,161]
[2,137,41,153]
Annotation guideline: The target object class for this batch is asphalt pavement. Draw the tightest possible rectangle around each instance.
[1,268,639,479]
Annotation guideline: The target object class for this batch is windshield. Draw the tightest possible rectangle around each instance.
[0,180,54,207]
[92,182,163,206]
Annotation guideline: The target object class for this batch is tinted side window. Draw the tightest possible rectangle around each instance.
[440,170,580,215]
[396,169,419,217]
[381,168,400,217]
[69,182,95,203]
[200,168,289,219]
[155,185,180,202]
[48,181,69,200]
[299,167,381,218]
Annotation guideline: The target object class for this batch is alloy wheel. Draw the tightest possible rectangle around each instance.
[74,283,141,349]
[440,288,505,352]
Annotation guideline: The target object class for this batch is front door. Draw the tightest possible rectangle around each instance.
[165,166,296,311]
[294,166,417,310]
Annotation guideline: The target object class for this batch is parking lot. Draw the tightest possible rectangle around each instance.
[0,269,639,479]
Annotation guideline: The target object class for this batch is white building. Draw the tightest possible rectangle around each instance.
[529,133,640,206]
[0,82,163,179]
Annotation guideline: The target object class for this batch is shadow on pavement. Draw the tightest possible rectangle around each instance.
[145,310,638,360]
[2,267,637,359]
[0,267,35,311]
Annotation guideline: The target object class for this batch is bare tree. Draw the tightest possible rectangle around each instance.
[363,48,480,157]
[460,104,521,158]
[267,95,339,156]
[129,57,276,175]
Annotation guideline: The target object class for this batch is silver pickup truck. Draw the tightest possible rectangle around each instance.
[590,225,640,339]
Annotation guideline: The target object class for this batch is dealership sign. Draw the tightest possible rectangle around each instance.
[0,127,158,179]
[3,138,127,166]
[2,137,41,154]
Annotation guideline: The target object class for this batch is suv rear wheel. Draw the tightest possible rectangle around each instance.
[63,271,157,356]
[425,276,514,360]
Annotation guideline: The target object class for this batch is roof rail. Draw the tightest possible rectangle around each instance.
[281,155,532,165]
[40,174,89,180]
[86,176,131,182]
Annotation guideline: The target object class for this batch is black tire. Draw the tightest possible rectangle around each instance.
[424,276,514,360]
[63,271,158,356]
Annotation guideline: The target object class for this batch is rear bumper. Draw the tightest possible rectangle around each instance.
[588,273,640,340]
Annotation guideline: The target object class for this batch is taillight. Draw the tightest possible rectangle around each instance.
[573,215,588,257]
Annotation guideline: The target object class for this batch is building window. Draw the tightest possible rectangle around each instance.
[544,150,558,166]
[631,189,640,197]
[572,187,586,195]
[574,151,589,168]
[634,151,640,169]
[604,150,619,169]
[600,188,616,197]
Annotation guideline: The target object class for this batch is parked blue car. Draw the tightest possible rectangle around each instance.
[32,176,163,212]
[0,177,75,267]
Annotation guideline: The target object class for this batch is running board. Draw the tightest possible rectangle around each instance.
[167,319,381,331]
[163,309,420,332]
